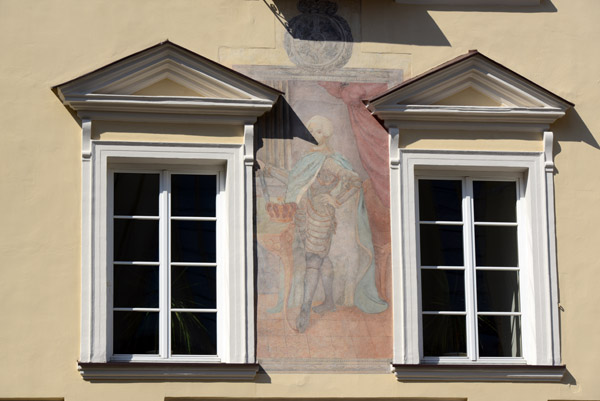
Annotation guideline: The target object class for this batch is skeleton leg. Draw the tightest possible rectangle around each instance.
[296,252,324,333]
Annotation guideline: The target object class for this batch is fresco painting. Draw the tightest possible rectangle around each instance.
[255,80,396,362]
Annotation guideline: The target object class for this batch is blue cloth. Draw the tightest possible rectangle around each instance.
[285,151,388,314]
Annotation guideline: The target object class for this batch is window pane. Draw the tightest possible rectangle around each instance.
[418,180,462,222]
[420,225,464,266]
[422,315,467,357]
[172,266,216,309]
[478,315,522,357]
[114,266,159,308]
[114,219,159,262]
[473,181,516,223]
[475,226,518,267]
[171,312,217,355]
[113,311,159,355]
[421,269,465,311]
[171,221,216,263]
[114,173,159,216]
[171,174,216,217]
[476,270,520,312]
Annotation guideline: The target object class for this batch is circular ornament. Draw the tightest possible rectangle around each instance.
[284,0,353,71]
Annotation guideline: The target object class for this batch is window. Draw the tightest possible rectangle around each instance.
[73,142,259,380]
[417,175,523,362]
[54,42,280,379]
[389,150,565,381]
[365,50,570,381]
[109,168,223,361]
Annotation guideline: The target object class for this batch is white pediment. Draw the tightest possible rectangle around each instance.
[55,41,281,124]
[366,50,572,131]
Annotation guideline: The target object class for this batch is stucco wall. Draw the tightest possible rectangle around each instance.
[0,0,599,400]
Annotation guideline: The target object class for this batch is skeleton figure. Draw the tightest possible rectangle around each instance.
[265,116,387,333]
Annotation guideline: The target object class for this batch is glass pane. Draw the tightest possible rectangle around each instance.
[114,173,159,216]
[475,226,518,267]
[422,315,467,357]
[474,181,517,223]
[478,315,522,357]
[171,312,217,355]
[476,270,520,312]
[171,174,216,217]
[113,311,159,355]
[420,224,464,266]
[114,219,159,262]
[171,221,216,263]
[418,180,462,222]
[172,266,216,309]
[421,269,465,311]
[114,266,159,308]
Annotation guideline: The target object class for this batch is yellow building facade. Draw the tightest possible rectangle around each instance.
[0,0,599,400]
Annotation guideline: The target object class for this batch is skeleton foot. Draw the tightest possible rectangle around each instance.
[296,309,310,333]
[312,302,336,314]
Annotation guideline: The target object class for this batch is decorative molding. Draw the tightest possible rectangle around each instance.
[243,123,255,363]
[81,118,92,159]
[78,362,259,381]
[55,41,280,125]
[392,364,566,383]
[388,127,401,169]
[394,0,540,6]
[367,51,571,133]
[394,150,560,366]
[543,130,554,172]
[283,0,353,72]
[543,130,560,365]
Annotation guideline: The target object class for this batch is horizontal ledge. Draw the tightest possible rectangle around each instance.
[78,362,259,382]
[392,364,566,382]
[395,0,539,5]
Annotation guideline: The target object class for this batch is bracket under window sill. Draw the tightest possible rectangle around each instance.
[78,362,259,382]
[392,364,566,383]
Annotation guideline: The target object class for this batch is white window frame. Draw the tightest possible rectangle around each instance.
[414,170,527,364]
[108,165,225,363]
[392,149,559,368]
[81,141,251,366]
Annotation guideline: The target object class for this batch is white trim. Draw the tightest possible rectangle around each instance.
[367,53,570,133]
[56,43,279,126]
[393,149,559,367]
[80,141,252,365]
[394,0,540,5]
[78,362,259,381]
[392,364,565,383]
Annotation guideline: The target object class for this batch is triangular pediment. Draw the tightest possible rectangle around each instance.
[131,78,203,97]
[367,50,572,129]
[55,41,281,123]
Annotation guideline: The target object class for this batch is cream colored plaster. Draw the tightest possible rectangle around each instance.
[131,78,203,97]
[399,130,543,152]
[0,0,600,400]
[433,87,503,106]
[92,121,244,144]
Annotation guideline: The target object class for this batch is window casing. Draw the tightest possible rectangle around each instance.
[415,173,525,363]
[82,142,251,366]
[394,150,558,367]
[108,167,224,362]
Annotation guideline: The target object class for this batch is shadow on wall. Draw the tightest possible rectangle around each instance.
[552,108,600,167]
[265,0,556,47]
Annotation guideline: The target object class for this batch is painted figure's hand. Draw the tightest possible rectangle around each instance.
[314,193,339,207]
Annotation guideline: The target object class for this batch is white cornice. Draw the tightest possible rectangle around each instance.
[367,52,570,132]
[394,0,540,5]
[56,42,280,126]
[377,105,565,132]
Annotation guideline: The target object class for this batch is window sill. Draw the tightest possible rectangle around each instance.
[392,364,566,383]
[78,362,259,382]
